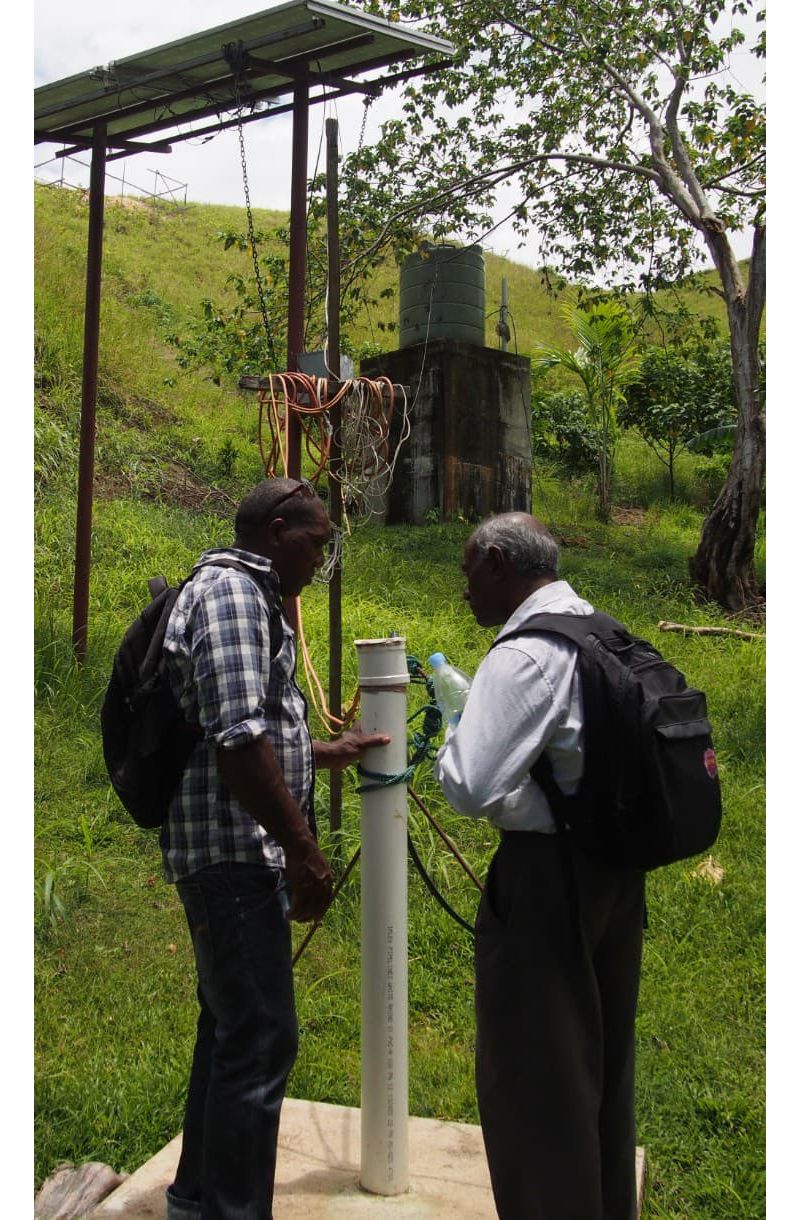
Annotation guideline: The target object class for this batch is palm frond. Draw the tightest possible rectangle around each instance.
[686,424,737,452]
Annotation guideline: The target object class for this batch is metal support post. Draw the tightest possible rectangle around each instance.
[500,277,509,351]
[282,74,310,633]
[71,122,107,659]
[286,70,309,480]
[326,117,343,838]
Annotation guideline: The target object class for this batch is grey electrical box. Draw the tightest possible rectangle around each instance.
[298,350,354,379]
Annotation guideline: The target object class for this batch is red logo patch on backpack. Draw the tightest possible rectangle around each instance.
[704,748,718,780]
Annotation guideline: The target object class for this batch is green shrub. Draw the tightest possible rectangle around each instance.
[693,452,733,508]
[531,389,599,475]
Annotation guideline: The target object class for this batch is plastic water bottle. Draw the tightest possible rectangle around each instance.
[428,653,472,725]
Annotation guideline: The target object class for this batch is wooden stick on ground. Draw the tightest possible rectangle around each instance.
[409,785,484,893]
[658,620,764,642]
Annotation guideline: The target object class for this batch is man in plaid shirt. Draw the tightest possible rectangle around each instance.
[162,477,388,1220]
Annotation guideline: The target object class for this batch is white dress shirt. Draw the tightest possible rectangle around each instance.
[434,580,594,832]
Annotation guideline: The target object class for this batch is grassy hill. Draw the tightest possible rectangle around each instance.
[35,180,737,362]
[35,180,744,519]
[34,183,764,1218]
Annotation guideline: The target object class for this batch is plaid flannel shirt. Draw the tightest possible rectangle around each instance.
[160,547,315,884]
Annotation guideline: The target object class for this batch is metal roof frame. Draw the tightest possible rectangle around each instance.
[34,0,453,156]
[33,0,454,656]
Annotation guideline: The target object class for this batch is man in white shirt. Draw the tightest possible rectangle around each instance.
[435,512,644,1220]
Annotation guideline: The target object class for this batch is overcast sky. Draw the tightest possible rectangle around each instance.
[33,2,378,217]
[34,0,765,273]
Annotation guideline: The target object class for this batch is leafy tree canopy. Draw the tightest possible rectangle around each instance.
[348,0,764,296]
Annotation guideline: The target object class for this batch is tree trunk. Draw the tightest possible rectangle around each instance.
[688,396,763,608]
[596,404,614,521]
[668,444,675,502]
[689,225,765,611]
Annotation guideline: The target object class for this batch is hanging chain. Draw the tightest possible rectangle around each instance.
[228,46,279,370]
[356,95,372,157]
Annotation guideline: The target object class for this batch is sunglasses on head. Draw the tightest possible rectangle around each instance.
[266,477,317,520]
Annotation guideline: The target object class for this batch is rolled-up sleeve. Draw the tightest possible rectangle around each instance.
[187,576,272,750]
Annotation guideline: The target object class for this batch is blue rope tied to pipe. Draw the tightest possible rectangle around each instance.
[354,654,443,793]
[349,651,476,937]
[356,762,416,793]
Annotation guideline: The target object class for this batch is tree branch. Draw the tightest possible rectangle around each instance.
[498,13,536,40]
[340,149,662,278]
[568,12,663,129]
[702,155,765,188]
[563,4,703,227]
[745,222,766,348]
[658,620,763,641]
[714,184,766,200]
[664,70,718,222]
[660,0,687,54]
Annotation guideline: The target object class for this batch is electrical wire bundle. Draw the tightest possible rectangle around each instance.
[254,372,417,739]
[295,593,360,736]
[256,373,411,519]
[257,372,332,482]
[334,378,411,520]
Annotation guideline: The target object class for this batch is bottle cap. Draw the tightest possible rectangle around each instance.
[428,652,446,668]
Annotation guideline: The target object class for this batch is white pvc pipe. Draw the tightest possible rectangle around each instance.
[355,636,410,1196]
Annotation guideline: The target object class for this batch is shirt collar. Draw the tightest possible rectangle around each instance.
[194,547,282,598]
[496,579,591,640]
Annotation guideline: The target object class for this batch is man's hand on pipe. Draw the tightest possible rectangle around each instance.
[314,724,391,773]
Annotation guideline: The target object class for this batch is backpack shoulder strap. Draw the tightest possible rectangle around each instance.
[492,610,628,652]
[138,587,184,677]
[196,557,262,582]
[487,607,600,649]
[488,612,607,800]
[192,557,285,661]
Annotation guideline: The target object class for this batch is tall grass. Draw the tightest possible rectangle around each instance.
[34,489,765,1217]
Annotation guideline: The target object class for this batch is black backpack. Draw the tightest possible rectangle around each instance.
[101,560,278,829]
[496,611,722,871]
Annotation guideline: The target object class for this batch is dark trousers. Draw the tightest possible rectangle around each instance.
[475,832,645,1220]
[169,862,298,1220]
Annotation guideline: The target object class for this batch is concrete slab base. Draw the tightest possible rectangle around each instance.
[88,1098,646,1218]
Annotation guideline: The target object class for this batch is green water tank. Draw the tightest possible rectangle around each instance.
[399,244,485,348]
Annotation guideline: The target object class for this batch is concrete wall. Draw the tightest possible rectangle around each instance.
[360,339,531,524]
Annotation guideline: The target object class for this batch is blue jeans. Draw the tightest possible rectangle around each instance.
[167,862,297,1220]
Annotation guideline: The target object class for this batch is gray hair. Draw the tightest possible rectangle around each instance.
[471,513,559,578]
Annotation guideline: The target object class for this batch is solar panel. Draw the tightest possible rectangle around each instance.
[34,0,453,153]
